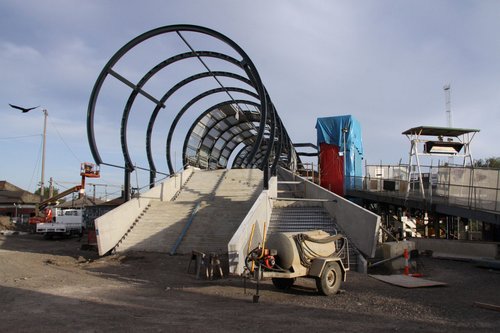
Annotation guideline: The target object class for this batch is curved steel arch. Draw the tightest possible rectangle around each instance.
[180,100,279,171]
[181,99,263,168]
[232,142,256,168]
[146,71,255,177]
[87,24,302,200]
[199,113,262,169]
[199,112,261,168]
[120,51,248,174]
[165,87,259,174]
[87,25,269,199]
[88,24,268,166]
[230,138,278,170]
[192,127,258,169]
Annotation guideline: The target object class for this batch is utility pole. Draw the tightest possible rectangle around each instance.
[40,108,48,197]
[49,177,54,198]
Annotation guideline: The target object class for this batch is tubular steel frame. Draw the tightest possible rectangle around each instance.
[87,24,297,201]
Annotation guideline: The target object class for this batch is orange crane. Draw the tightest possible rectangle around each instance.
[29,163,100,224]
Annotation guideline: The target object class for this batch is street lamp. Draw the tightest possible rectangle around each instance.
[8,104,48,197]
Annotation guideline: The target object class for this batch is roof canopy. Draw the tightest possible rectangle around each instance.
[402,126,480,137]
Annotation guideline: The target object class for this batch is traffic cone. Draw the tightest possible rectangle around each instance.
[403,248,409,275]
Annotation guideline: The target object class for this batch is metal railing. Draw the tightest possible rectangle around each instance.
[349,164,500,213]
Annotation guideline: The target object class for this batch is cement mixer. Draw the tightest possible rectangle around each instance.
[245,230,348,295]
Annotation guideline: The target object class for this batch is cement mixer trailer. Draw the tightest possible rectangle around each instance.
[245,230,348,296]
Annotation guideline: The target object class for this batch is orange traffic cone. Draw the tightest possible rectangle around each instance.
[403,248,409,275]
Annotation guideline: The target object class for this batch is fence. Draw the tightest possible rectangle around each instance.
[352,164,500,213]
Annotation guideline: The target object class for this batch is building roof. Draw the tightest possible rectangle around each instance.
[0,181,40,205]
[402,126,480,137]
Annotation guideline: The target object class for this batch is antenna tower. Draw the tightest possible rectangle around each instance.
[444,84,452,127]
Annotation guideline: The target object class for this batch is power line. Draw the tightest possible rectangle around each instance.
[0,134,41,140]
[47,117,82,163]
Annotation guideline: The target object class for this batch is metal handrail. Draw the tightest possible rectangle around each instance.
[347,166,500,213]
[169,201,202,255]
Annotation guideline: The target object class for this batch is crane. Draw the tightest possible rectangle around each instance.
[29,163,100,224]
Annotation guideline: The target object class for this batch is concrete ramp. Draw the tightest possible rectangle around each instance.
[114,169,263,254]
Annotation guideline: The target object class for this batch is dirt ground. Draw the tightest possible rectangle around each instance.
[1,234,499,332]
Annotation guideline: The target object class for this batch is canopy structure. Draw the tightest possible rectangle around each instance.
[402,126,480,137]
[87,25,299,200]
[403,125,480,200]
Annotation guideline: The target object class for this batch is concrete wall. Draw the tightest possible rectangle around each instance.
[278,167,380,258]
[227,176,277,275]
[95,167,194,256]
[414,238,499,259]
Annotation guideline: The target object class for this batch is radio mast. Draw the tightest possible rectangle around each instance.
[444,84,452,127]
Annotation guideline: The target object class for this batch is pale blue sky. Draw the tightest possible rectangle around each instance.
[1,0,499,198]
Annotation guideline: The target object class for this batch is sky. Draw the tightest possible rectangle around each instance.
[1,0,499,199]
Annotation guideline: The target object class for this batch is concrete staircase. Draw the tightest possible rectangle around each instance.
[269,200,359,271]
[269,204,338,234]
[115,169,263,254]
[115,201,197,252]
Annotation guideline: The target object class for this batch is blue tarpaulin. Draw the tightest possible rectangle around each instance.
[316,115,363,155]
[316,115,364,191]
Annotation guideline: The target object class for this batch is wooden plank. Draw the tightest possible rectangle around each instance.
[369,274,447,288]
[474,302,500,312]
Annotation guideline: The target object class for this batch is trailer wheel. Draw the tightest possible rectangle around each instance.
[272,278,295,290]
[316,261,341,296]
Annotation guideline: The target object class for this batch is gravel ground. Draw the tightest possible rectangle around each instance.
[1,234,499,332]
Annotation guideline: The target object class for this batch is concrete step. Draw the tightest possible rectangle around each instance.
[115,201,196,253]
[116,168,264,255]
[268,204,358,271]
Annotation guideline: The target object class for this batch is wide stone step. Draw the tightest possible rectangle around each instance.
[116,169,263,255]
